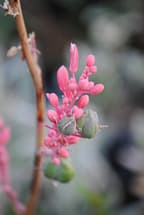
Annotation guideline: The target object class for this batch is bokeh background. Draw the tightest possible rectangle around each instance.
[0,0,144,214]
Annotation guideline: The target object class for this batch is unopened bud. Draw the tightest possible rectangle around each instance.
[86,54,95,67]
[44,159,75,183]
[58,116,76,135]
[7,46,18,57]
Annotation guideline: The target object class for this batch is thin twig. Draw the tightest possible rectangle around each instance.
[13,0,44,214]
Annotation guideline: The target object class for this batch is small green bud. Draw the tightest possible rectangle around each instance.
[58,116,76,135]
[77,110,98,138]
[44,159,75,183]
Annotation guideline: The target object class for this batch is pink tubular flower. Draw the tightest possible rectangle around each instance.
[0,117,25,215]
[73,106,84,119]
[66,135,80,144]
[58,147,69,158]
[90,83,105,95]
[43,43,104,164]
[78,95,89,108]
[52,156,61,165]
[86,54,95,67]
[47,110,58,123]
[57,66,69,92]
[89,66,97,73]
[46,93,59,107]
[78,79,90,91]
[0,119,10,145]
[69,43,78,74]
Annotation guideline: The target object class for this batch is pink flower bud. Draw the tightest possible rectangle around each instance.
[73,106,84,119]
[48,129,57,137]
[46,93,59,107]
[78,79,90,91]
[0,118,4,127]
[90,66,97,73]
[57,66,69,92]
[69,43,78,74]
[68,78,77,90]
[90,84,104,95]
[39,146,53,156]
[88,81,94,89]
[78,95,89,108]
[58,147,69,158]
[86,54,95,67]
[52,157,60,165]
[44,137,52,146]
[47,110,58,123]
[0,127,10,145]
[66,135,80,144]
[62,97,69,105]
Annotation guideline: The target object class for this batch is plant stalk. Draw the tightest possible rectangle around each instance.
[14,0,44,214]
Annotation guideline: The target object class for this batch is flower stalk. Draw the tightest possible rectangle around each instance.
[13,0,44,215]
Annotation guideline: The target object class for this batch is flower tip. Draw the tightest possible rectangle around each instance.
[46,93,59,107]
[69,43,78,74]
[52,157,61,165]
[86,54,95,67]
[47,109,58,123]
[98,83,105,92]
[58,148,69,158]
[90,83,104,95]
[0,118,4,127]
[78,95,89,108]
[73,106,84,119]
[57,65,69,92]
[46,93,50,99]
[70,43,77,50]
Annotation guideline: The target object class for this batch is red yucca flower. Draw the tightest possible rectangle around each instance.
[41,43,104,165]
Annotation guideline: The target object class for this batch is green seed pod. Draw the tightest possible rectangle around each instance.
[58,116,76,135]
[44,159,75,183]
[77,110,98,138]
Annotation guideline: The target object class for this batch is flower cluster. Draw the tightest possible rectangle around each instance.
[42,43,104,165]
[0,117,25,215]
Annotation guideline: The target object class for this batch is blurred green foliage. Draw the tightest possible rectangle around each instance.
[78,183,110,215]
[0,12,16,44]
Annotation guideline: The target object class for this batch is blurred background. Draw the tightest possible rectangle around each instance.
[0,0,144,214]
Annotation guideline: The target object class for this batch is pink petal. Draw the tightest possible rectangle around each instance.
[47,110,58,123]
[90,84,104,95]
[89,66,97,73]
[48,129,57,137]
[69,43,78,74]
[66,135,80,144]
[58,147,69,158]
[52,156,60,165]
[0,127,11,145]
[88,81,94,89]
[68,77,77,91]
[44,137,53,146]
[73,106,84,119]
[46,93,59,107]
[78,95,89,108]
[78,79,90,91]
[0,118,4,128]
[57,66,69,92]
[86,54,95,67]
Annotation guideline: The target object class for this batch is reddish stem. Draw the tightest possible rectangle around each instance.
[13,0,44,214]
